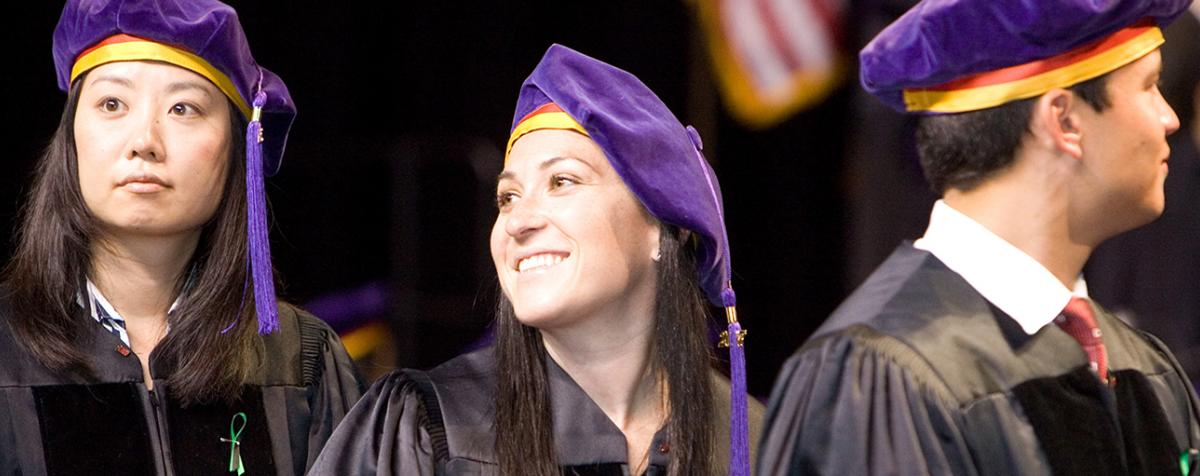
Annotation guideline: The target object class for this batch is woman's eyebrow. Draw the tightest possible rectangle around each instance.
[539,155,597,173]
[89,75,133,88]
[166,80,215,99]
[495,155,597,183]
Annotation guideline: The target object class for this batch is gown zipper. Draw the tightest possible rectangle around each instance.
[147,382,173,474]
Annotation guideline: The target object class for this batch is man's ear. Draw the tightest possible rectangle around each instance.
[1031,89,1084,159]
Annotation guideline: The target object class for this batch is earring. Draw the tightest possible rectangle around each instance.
[652,249,662,262]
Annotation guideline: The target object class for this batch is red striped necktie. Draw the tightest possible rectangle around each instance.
[1055,297,1108,382]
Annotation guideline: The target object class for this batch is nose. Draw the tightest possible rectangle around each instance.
[503,195,548,239]
[127,111,165,162]
[1160,95,1181,136]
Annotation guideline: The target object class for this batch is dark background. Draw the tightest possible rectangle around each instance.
[7,2,1198,395]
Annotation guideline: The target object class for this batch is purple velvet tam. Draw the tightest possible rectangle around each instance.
[511,44,736,308]
[861,0,1191,113]
[53,0,295,176]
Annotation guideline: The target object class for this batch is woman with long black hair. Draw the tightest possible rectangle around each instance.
[0,1,362,474]
[312,44,763,475]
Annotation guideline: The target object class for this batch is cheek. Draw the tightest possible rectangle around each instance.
[161,148,231,230]
[203,156,230,196]
[73,123,119,208]
[590,195,656,268]
[188,152,229,202]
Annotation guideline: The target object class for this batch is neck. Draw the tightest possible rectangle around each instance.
[943,154,1093,287]
[541,312,663,432]
[89,230,198,327]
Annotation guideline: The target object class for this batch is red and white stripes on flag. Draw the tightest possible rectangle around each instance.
[696,0,847,128]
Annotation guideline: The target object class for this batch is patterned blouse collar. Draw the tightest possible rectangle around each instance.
[79,269,193,346]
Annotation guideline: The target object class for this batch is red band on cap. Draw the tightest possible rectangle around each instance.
[903,19,1164,113]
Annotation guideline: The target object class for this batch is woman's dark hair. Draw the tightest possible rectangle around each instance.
[494,226,715,475]
[916,74,1112,194]
[2,74,265,405]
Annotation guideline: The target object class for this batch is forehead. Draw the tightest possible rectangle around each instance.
[82,60,220,92]
[1110,49,1163,82]
[504,129,611,173]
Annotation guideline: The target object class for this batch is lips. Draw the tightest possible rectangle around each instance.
[515,252,569,273]
[117,171,169,193]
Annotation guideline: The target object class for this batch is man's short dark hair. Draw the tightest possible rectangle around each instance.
[916,74,1112,194]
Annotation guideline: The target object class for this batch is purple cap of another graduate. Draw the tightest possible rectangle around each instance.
[506,44,751,476]
[861,0,1191,114]
[52,0,293,334]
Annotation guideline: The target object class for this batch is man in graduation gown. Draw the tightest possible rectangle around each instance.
[757,1,1200,475]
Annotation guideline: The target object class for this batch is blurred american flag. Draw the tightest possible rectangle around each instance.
[696,0,848,128]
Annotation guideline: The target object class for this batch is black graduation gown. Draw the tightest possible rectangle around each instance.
[757,244,1200,476]
[0,298,364,476]
[309,347,765,475]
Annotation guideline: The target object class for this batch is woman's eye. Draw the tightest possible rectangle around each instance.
[170,103,198,116]
[550,175,577,189]
[496,191,519,209]
[101,98,123,112]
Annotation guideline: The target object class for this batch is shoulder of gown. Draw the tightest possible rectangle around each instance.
[757,245,991,476]
[255,302,363,389]
[308,349,497,475]
[256,303,367,472]
[756,326,976,476]
[307,367,440,475]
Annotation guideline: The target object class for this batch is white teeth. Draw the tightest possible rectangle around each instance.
[517,253,565,273]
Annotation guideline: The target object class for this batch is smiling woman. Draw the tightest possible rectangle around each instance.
[0,1,362,475]
[493,130,661,332]
[311,44,764,476]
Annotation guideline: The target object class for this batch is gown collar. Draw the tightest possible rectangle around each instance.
[915,200,1088,335]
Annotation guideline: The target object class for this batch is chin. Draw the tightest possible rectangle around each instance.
[504,273,586,328]
[1146,203,1166,224]
[1124,201,1166,230]
[510,306,566,330]
[101,215,157,231]
[103,217,202,238]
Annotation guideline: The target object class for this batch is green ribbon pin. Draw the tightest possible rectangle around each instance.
[220,412,247,475]
[1182,448,1199,476]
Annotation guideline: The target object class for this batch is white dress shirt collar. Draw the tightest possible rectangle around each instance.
[914,200,1086,335]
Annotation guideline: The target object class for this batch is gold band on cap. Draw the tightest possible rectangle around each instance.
[505,103,589,163]
[903,23,1163,113]
[71,34,251,117]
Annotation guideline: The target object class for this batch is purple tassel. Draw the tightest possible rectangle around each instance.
[728,320,750,476]
[720,288,750,475]
[246,91,278,334]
